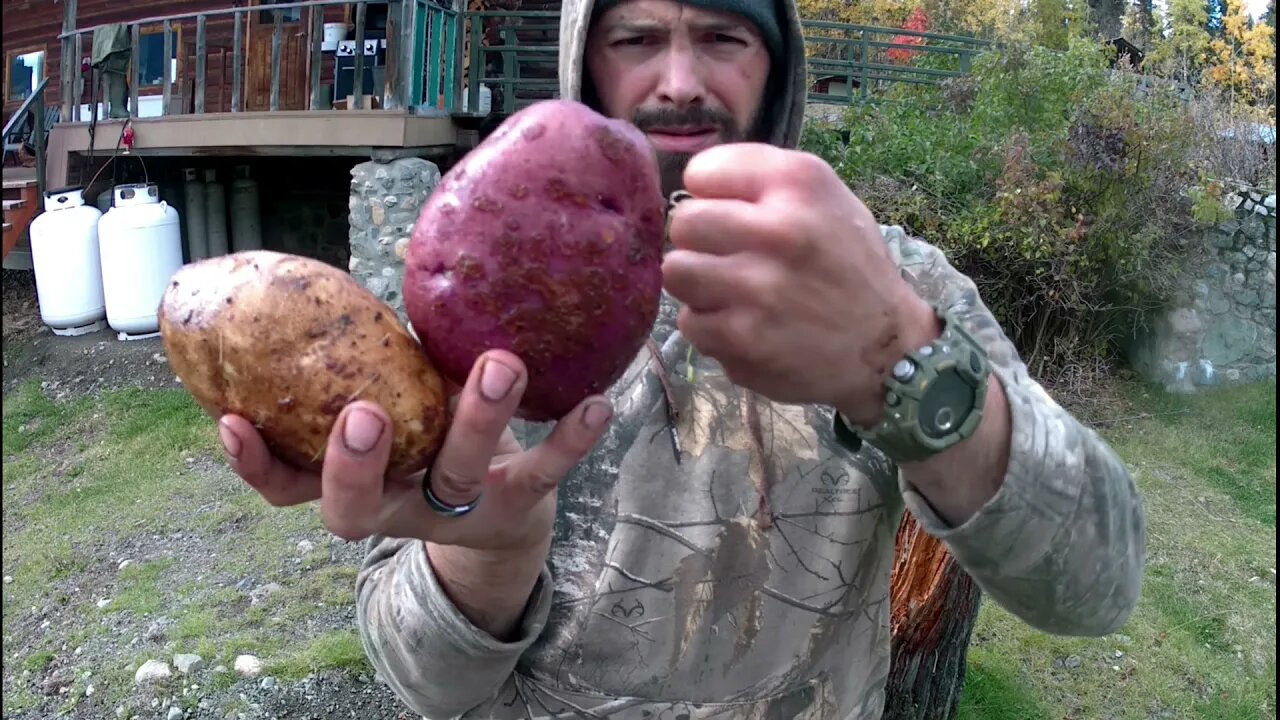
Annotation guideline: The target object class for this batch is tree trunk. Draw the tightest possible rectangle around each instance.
[882,512,982,720]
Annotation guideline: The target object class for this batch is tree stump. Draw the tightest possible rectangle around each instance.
[883,511,983,720]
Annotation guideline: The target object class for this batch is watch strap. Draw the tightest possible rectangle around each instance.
[840,305,990,464]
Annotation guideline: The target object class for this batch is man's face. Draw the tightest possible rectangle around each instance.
[585,0,772,194]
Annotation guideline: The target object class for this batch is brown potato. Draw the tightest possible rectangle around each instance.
[159,250,447,476]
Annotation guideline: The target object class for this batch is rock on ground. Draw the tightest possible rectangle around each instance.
[134,659,172,685]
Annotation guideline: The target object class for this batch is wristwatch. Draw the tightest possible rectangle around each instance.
[834,304,991,464]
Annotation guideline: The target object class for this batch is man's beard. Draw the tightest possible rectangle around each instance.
[631,106,745,196]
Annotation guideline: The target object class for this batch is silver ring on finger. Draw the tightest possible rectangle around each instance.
[423,478,481,518]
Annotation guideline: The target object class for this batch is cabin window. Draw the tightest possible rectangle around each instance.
[5,49,45,103]
[258,0,303,24]
[138,30,180,87]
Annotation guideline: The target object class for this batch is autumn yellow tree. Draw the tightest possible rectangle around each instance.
[797,0,1024,35]
[1203,0,1277,113]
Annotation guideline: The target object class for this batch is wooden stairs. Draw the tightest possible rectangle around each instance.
[2,169,39,270]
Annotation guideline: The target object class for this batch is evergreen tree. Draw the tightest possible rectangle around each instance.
[1206,0,1227,36]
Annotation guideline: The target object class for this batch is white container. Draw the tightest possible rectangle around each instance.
[322,23,349,51]
[28,187,107,334]
[97,183,184,336]
[229,164,263,251]
[183,168,208,261]
[204,168,229,257]
[463,84,492,115]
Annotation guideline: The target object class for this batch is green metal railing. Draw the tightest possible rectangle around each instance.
[419,0,460,109]
[801,20,992,104]
[430,10,994,115]
[462,11,559,115]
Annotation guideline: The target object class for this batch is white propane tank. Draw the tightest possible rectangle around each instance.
[204,168,229,257]
[183,168,208,261]
[463,84,492,115]
[28,187,108,336]
[229,164,263,251]
[97,183,184,338]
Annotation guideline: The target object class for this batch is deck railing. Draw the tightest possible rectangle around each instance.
[2,77,51,207]
[56,2,994,122]
[57,0,452,119]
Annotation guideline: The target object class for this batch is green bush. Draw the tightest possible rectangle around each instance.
[802,39,1215,379]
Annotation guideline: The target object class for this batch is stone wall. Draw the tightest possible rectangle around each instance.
[1128,187,1277,392]
[348,157,441,324]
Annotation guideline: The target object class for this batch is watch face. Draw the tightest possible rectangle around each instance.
[919,368,976,439]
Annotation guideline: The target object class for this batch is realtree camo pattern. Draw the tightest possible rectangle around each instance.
[353,226,1146,720]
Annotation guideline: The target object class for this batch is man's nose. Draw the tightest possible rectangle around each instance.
[654,44,706,108]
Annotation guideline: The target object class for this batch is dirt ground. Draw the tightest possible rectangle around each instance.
[2,270,180,397]
[1,269,423,719]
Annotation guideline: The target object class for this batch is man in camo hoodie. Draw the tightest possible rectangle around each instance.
[217,0,1147,716]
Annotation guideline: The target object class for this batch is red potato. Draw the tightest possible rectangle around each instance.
[403,100,667,422]
[159,251,449,476]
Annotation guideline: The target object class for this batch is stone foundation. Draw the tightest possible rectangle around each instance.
[1128,187,1276,392]
[348,157,442,324]
[268,192,351,269]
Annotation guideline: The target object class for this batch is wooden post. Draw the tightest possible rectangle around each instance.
[216,50,226,112]
[859,31,869,100]
[60,0,77,121]
[453,5,466,111]
[383,0,404,110]
[232,14,244,112]
[352,3,367,109]
[308,7,324,110]
[162,20,173,115]
[33,87,46,208]
[72,32,83,121]
[404,0,419,108]
[195,15,207,113]
[270,10,284,111]
[130,23,141,117]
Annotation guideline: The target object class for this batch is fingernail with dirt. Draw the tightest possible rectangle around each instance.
[582,400,613,430]
[219,422,242,459]
[480,358,517,402]
[343,408,385,454]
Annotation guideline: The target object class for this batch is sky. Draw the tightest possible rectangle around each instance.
[1154,0,1270,23]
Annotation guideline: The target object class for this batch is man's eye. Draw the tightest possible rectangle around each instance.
[712,33,746,45]
[616,36,650,46]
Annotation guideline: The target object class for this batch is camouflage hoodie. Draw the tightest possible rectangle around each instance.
[354,1,1147,717]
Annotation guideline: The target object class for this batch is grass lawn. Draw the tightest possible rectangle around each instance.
[958,379,1277,720]
[3,376,1275,718]
[1,381,369,717]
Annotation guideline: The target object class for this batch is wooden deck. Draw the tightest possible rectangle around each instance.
[49,110,458,157]
[43,109,466,191]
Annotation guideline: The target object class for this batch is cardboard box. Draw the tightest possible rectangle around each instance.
[344,94,380,110]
